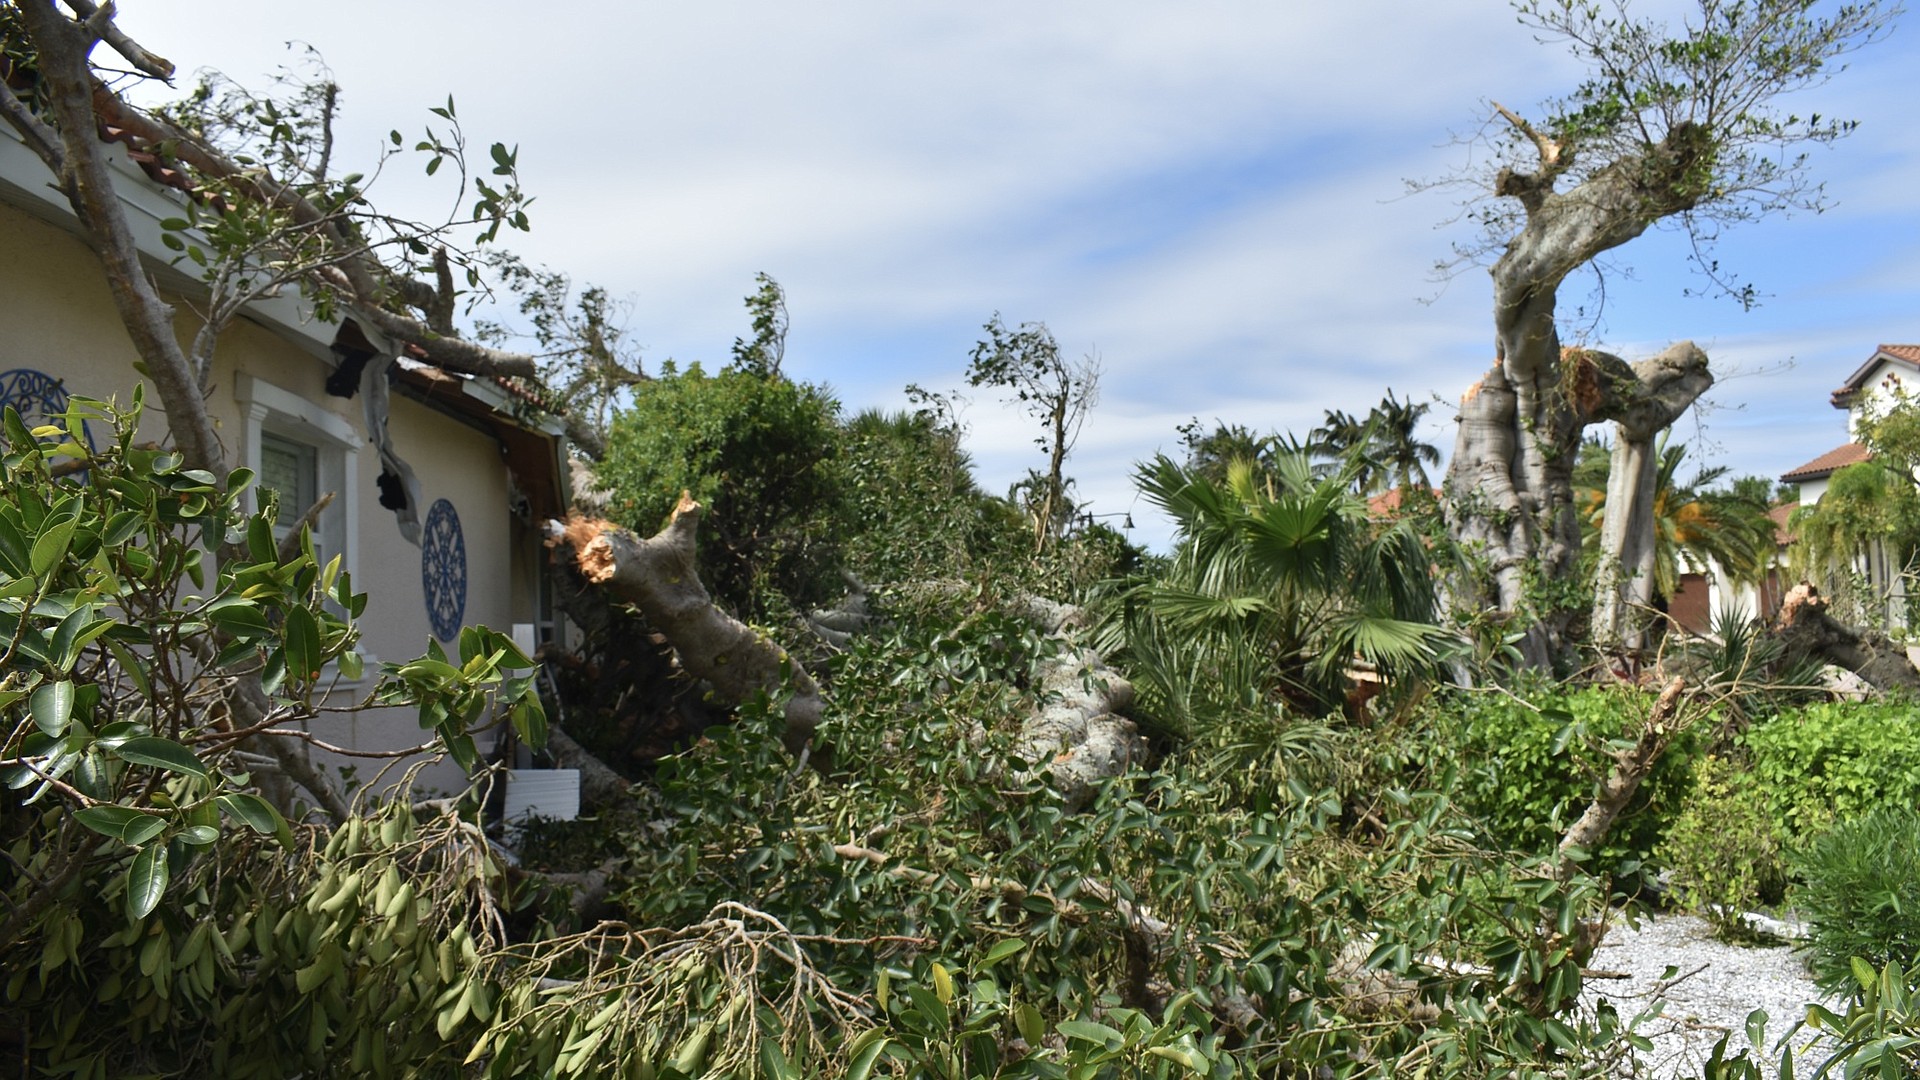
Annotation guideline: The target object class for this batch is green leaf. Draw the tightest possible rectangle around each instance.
[74,806,167,846]
[981,938,1027,968]
[114,736,210,781]
[101,510,145,547]
[844,1031,889,1080]
[177,825,219,847]
[217,792,281,835]
[1056,1020,1124,1050]
[30,680,74,736]
[284,606,320,682]
[127,842,169,920]
[30,515,78,579]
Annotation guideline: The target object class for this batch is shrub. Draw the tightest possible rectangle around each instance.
[598,363,846,616]
[1429,685,1701,878]
[1657,754,1783,937]
[1740,700,1920,846]
[1793,807,1920,994]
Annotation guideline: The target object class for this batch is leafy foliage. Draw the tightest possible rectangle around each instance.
[1739,699,1920,846]
[1657,754,1783,938]
[0,397,546,1074]
[597,363,846,617]
[1793,808,1920,995]
[1107,450,1443,723]
[1428,685,1701,878]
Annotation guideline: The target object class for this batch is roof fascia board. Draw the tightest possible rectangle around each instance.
[0,125,338,364]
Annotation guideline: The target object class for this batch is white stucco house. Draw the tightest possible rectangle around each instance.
[0,111,569,791]
[1765,345,1920,628]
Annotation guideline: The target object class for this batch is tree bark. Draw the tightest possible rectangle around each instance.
[557,498,826,753]
[1589,343,1715,652]
[1775,582,1920,693]
[1444,114,1716,668]
[1557,675,1690,878]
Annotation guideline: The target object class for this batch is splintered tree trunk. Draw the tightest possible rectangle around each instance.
[558,496,826,753]
[1590,343,1714,652]
[1775,582,1920,693]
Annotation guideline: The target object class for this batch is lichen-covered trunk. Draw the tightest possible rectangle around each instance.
[1591,434,1659,652]
[1445,360,1587,668]
[1443,121,1714,668]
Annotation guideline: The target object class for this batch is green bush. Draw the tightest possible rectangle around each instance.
[598,362,845,616]
[1740,700,1920,846]
[1429,686,1701,877]
[1793,807,1920,994]
[1657,754,1783,937]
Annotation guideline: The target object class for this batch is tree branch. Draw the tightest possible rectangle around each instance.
[558,501,826,753]
[60,0,174,79]
[1492,100,1563,174]
[0,74,66,172]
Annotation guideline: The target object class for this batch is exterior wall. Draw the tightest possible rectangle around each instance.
[0,196,536,795]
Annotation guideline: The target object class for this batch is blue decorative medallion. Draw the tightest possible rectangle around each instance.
[0,368,92,449]
[421,498,467,641]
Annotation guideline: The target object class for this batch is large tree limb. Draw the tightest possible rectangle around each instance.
[1588,343,1715,652]
[84,81,540,381]
[58,0,173,79]
[1775,582,1920,693]
[1557,676,1690,877]
[15,0,222,474]
[557,498,825,753]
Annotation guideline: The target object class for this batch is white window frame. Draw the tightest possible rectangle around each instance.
[235,373,361,586]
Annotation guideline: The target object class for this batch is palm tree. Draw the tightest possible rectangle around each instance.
[1309,409,1381,492]
[1369,390,1441,496]
[1108,447,1443,722]
[1310,393,1441,497]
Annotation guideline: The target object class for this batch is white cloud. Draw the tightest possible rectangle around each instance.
[107,0,1919,548]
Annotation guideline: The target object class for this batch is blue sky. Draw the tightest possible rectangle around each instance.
[116,1,1920,547]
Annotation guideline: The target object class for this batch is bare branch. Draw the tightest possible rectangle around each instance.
[1492,99,1562,173]
[60,0,174,80]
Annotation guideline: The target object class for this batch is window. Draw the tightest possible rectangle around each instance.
[235,374,360,580]
[259,432,318,538]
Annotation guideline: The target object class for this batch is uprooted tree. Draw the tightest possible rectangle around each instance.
[1439,0,1892,668]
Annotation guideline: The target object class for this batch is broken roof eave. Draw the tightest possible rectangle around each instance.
[3,123,570,511]
[391,359,571,521]
[0,122,345,365]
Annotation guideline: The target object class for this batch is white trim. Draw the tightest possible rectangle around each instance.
[234,374,360,585]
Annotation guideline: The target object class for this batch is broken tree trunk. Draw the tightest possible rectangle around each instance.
[555,497,826,754]
[1589,344,1714,653]
[1557,675,1691,877]
[1775,582,1920,694]
[1015,642,1143,811]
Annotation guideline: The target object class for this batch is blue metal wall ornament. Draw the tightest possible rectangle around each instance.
[421,498,467,641]
[0,368,93,449]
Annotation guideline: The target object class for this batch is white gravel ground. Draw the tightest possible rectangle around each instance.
[1578,913,1837,1078]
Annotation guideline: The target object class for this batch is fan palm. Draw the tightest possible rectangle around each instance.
[1111,449,1443,721]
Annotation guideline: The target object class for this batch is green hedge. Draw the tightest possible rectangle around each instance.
[1430,686,1701,876]
[1740,700,1920,846]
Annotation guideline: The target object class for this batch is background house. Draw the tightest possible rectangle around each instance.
[0,118,568,792]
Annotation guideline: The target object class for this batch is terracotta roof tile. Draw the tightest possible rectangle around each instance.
[1366,487,1438,517]
[1780,442,1869,483]
[1830,346,1920,408]
[1768,502,1798,546]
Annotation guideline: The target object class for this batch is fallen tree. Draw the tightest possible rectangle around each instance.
[550,499,828,755]
[1774,581,1920,694]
